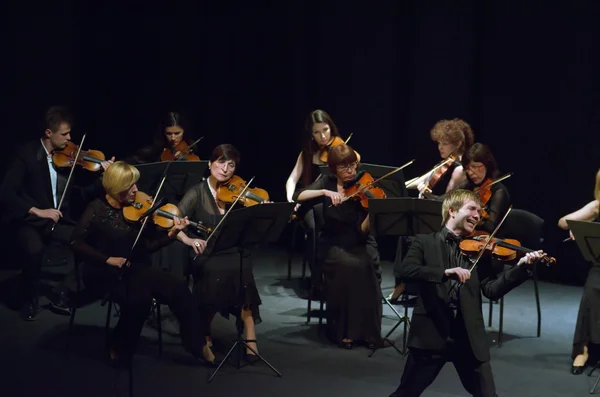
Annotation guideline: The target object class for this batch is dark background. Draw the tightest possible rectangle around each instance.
[3,3,599,284]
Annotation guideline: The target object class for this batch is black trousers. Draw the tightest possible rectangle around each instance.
[391,344,497,397]
[16,222,77,303]
[107,266,205,358]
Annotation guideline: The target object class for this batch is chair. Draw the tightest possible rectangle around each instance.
[488,208,544,347]
[286,216,310,281]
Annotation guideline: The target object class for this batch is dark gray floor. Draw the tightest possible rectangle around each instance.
[0,246,596,397]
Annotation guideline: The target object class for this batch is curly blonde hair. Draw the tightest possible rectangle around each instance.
[430,118,475,155]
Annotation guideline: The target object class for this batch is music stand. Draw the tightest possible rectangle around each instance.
[206,202,295,382]
[367,197,443,357]
[566,220,600,394]
[134,161,208,201]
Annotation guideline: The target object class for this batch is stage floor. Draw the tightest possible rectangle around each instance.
[0,246,594,397]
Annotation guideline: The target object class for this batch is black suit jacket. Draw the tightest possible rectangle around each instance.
[395,230,529,362]
[0,140,102,229]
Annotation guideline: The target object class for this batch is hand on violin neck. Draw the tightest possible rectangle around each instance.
[168,216,190,238]
[100,156,115,171]
[517,250,545,267]
[444,267,471,284]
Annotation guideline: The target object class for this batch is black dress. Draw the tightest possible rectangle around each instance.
[177,180,262,328]
[70,198,205,357]
[572,218,600,359]
[293,175,383,345]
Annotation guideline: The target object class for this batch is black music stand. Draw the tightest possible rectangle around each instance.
[206,202,295,382]
[134,161,208,201]
[566,220,600,394]
[367,197,443,357]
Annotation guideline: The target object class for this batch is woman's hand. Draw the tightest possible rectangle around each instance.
[168,216,190,238]
[187,238,207,255]
[100,156,116,171]
[323,190,344,206]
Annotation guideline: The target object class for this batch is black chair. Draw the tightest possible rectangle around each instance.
[286,216,311,281]
[488,208,544,347]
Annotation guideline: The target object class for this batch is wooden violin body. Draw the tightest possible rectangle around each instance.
[424,155,457,193]
[459,230,556,264]
[123,191,211,236]
[52,141,106,172]
[319,136,345,163]
[217,175,269,207]
[343,172,386,209]
[161,141,200,162]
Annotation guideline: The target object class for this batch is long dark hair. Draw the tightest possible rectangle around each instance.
[152,112,192,148]
[301,109,341,185]
[462,143,500,181]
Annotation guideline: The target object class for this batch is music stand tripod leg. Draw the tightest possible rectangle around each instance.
[368,298,408,358]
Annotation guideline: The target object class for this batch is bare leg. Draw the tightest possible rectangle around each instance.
[573,344,589,366]
[242,307,258,355]
[203,311,216,362]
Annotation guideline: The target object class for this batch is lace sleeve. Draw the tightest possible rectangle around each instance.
[70,201,110,266]
[178,184,200,219]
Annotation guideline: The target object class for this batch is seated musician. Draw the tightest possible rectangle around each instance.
[127,111,199,164]
[70,161,216,366]
[293,144,383,349]
[174,144,263,362]
[0,106,113,321]
[454,143,510,233]
[406,118,474,196]
[285,109,379,287]
[558,169,600,374]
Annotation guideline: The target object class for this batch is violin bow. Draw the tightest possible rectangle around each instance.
[51,133,87,232]
[474,172,513,192]
[405,156,451,187]
[192,176,255,261]
[313,134,354,183]
[466,205,513,273]
[176,136,204,159]
[341,159,415,203]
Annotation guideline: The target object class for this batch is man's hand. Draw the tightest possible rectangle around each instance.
[517,250,545,267]
[106,257,128,268]
[30,207,63,223]
[444,267,471,284]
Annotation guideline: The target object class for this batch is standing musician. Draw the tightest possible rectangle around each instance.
[293,144,383,349]
[388,189,544,397]
[558,169,600,374]
[0,106,114,321]
[70,161,216,366]
[127,111,200,165]
[174,144,263,362]
[406,118,475,197]
[453,143,510,234]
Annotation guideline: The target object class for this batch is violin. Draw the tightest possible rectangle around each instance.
[161,140,200,162]
[473,173,513,219]
[216,175,269,207]
[342,172,386,209]
[123,191,211,236]
[421,155,457,195]
[459,230,556,265]
[319,136,346,163]
[52,141,106,172]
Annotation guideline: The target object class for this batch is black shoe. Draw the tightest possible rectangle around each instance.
[20,301,38,321]
[244,353,261,365]
[339,340,353,349]
[571,365,586,375]
[48,290,72,316]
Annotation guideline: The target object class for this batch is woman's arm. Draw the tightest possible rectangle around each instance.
[446,165,466,192]
[285,152,304,202]
[70,202,111,266]
[558,200,600,230]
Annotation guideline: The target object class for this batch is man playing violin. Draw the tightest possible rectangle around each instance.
[0,106,114,321]
[293,143,382,349]
[388,189,545,397]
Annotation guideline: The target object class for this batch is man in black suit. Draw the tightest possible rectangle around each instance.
[0,106,113,321]
[388,189,544,397]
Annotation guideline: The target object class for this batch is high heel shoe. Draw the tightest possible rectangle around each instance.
[571,365,585,375]
[195,345,219,368]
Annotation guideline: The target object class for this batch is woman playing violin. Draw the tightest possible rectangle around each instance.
[557,169,600,375]
[127,111,199,164]
[70,161,216,366]
[407,118,474,196]
[293,144,382,349]
[454,143,510,234]
[174,144,263,361]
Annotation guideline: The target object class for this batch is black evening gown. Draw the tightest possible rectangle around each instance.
[177,180,262,327]
[294,175,382,345]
